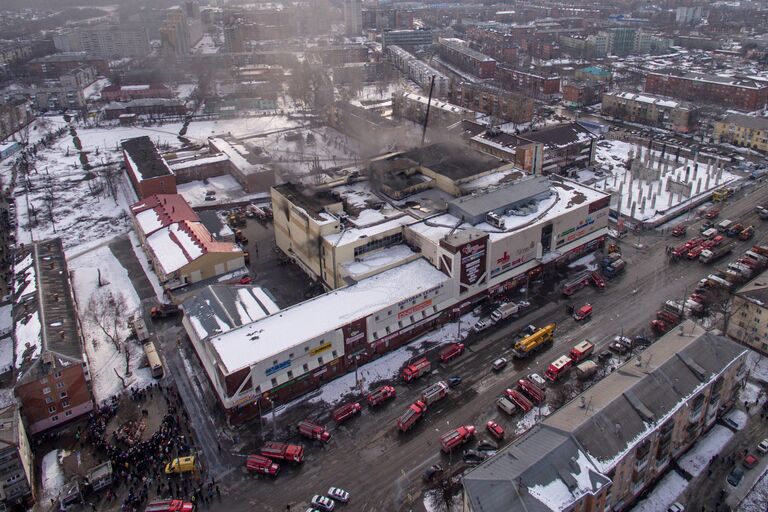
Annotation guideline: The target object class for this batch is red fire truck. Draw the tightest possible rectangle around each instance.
[367,385,396,407]
[332,402,362,424]
[517,378,546,404]
[439,343,465,363]
[569,340,595,362]
[421,381,449,405]
[562,272,591,296]
[145,500,195,512]
[245,455,280,476]
[439,425,476,453]
[544,356,574,382]
[397,401,427,432]
[402,358,431,382]
[260,442,305,463]
[504,389,533,413]
[297,420,331,443]
[591,272,605,289]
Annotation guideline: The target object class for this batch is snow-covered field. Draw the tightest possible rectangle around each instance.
[69,246,153,403]
[589,139,741,222]
[678,425,734,477]
[177,175,269,207]
[631,470,687,512]
[423,490,463,512]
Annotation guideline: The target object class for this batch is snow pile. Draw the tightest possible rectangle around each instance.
[746,351,768,384]
[515,404,552,436]
[678,425,734,476]
[0,304,11,337]
[725,408,748,430]
[13,311,41,369]
[423,489,463,512]
[41,450,65,499]
[69,247,153,402]
[739,382,764,407]
[631,470,687,512]
[342,245,416,278]
[0,337,13,374]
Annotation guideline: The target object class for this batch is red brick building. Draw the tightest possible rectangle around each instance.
[437,39,497,79]
[497,67,561,99]
[562,81,605,107]
[122,136,177,199]
[13,239,94,435]
[645,72,768,111]
[101,84,174,102]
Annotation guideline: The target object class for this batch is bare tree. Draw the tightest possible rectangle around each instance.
[86,290,132,378]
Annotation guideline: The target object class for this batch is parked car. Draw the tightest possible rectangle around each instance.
[722,417,739,430]
[743,454,759,469]
[758,439,768,455]
[727,466,745,487]
[477,439,499,451]
[473,319,491,332]
[448,376,462,388]
[310,495,335,512]
[528,373,546,387]
[486,420,505,440]
[492,358,508,371]
[327,487,350,503]
[667,503,684,512]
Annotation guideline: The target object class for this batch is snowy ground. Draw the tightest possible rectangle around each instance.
[275,311,479,414]
[127,231,164,302]
[177,175,269,207]
[746,351,768,384]
[69,246,153,403]
[83,78,110,101]
[678,425,734,477]
[0,337,11,375]
[175,83,198,102]
[514,404,552,436]
[739,465,768,512]
[725,408,748,430]
[631,470,687,512]
[589,139,741,223]
[423,489,463,512]
[41,450,65,499]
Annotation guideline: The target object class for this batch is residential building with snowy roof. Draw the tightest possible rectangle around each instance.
[130,194,245,287]
[121,136,177,199]
[208,137,276,193]
[601,91,698,133]
[392,91,475,129]
[645,71,768,111]
[463,321,747,512]
[12,239,94,435]
[726,269,768,355]
[714,113,768,153]
[0,405,34,509]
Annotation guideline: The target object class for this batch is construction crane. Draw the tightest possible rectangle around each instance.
[421,75,436,147]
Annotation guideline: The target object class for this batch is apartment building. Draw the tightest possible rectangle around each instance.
[392,91,475,129]
[437,38,497,79]
[562,81,605,108]
[602,91,699,133]
[645,72,768,111]
[714,113,768,153]
[13,239,94,434]
[0,405,34,509]
[496,67,561,99]
[381,29,433,49]
[464,322,747,511]
[449,82,534,124]
[726,270,768,354]
[0,99,32,140]
[54,24,151,59]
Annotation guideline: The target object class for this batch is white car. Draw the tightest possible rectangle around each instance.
[310,495,334,512]
[327,487,350,503]
[667,503,684,512]
[473,319,491,332]
[758,439,768,455]
[492,358,508,371]
[528,373,546,387]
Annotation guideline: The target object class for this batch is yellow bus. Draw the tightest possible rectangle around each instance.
[143,341,164,378]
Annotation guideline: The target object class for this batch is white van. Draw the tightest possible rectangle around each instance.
[496,396,516,415]
[701,228,718,239]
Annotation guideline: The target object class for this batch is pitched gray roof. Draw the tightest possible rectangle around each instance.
[448,175,551,219]
[723,113,768,131]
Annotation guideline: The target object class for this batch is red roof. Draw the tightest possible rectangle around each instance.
[130,194,198,234]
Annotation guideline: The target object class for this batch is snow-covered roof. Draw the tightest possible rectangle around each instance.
[130,194,199,236]
[210,258,449,373]
[209,137,271,176]
[146,220,241,275]
[606,90,686,109]
[340,244,417,279]
[182,285,280,341]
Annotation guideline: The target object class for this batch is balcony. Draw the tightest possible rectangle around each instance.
[634,456,650,472]
[689,406,704,423]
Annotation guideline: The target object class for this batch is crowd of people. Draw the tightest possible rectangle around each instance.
[85,383,219,511]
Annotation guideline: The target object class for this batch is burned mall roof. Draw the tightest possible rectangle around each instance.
[121,136,174,181]
[400,143,507,181]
